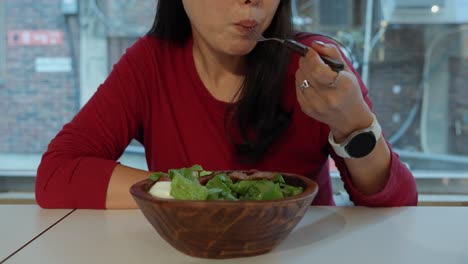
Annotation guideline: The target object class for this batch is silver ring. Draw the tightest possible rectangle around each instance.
[300,80,310,93]
[328,71,341,87]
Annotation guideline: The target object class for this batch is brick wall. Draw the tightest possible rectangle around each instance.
[1,0,80,153]
[103,0,156,67]
[104,0,156,37]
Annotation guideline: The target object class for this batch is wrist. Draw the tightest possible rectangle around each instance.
[330,111,374,143]
[328,113,382,159]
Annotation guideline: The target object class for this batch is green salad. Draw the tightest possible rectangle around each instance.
[148,165,303,201]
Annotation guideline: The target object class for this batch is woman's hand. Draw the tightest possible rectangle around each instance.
[295,41,373,142]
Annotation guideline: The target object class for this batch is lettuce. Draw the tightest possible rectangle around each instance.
[205,174,238,201]
[149,165,303,201]
[170,173,209,200]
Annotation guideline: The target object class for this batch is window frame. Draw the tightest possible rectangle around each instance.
[0,0,5,85]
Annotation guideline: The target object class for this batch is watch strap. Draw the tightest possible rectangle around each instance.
[328,113,382,158]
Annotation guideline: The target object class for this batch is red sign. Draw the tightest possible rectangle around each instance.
[8,30,63,46]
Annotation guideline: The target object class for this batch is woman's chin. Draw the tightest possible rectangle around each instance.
[226,43,257,56]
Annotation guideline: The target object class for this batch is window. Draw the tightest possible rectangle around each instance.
[304,0,468,205]
[0,0,5,85]
[2,0,468,206]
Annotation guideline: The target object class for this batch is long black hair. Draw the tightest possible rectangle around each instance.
[148,0,293,163]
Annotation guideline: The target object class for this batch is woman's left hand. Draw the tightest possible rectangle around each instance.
[295,41,374,142]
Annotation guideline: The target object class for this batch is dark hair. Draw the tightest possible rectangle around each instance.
[148,0,293,163]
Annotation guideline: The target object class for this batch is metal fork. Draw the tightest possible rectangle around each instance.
[250,29,344,73]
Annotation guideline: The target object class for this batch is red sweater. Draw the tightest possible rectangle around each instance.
[36,35,418,209]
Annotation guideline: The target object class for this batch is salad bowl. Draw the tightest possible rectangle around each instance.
[130,170,318,259]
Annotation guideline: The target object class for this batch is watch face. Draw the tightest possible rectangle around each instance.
[345,131,377,158]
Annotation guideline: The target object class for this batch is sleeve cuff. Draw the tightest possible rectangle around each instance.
[69,158,119,209]
[339,151,417,206]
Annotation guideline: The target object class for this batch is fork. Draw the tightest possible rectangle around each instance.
[250,29,345,73]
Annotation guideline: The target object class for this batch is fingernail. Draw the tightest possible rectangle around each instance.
[313,40,326,47]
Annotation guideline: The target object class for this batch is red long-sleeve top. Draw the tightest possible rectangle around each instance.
[35,34,418,209]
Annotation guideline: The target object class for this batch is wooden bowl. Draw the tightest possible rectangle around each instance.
[130,172,318,259]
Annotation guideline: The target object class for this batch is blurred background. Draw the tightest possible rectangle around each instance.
[1,0,467,205]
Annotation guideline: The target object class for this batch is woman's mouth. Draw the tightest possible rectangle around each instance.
[236,19,258,28]
[235,25,255,34]
[234,20,258,35]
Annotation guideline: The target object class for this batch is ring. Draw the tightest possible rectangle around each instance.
[299,80,310,93]
[328,71,341,87]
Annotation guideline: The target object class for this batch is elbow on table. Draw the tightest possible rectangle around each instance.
[35,156,113,209]
[35,181,76,209]
[351,184,419,207]
[35,174,62,209]
[405,190,419,206]
[35,186,55,209]
[386,183,419,207]
[35,160,69,209]
[398,174,419,206]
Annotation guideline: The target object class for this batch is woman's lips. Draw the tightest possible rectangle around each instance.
[235,19,258,28]
[234,19,258,36]
[234,25,255,36]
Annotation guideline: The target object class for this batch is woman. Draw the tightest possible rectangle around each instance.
[35,0,417,209]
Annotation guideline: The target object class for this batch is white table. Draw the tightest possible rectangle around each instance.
[0,205,73,263]
[4,206,468,264]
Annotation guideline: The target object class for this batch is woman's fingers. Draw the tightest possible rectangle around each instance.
[310,41,348,70]
[294,40,372,133]
[295,67,327,118]
[299,41,348,88]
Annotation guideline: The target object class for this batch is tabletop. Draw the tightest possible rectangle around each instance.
[0,205,73,263]
[3,206,468,264]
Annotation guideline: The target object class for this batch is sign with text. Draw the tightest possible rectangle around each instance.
[8,30,64,46]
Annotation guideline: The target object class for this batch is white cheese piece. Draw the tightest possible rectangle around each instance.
[148,181,174,199]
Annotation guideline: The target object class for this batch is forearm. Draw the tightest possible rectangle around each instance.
[343,137,391,195]
[36,156,119,209]
[300,37,416,204]
[328,106,391,195]
[105,164,153,209]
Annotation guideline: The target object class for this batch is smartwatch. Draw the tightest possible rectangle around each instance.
[328,114,382,158]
